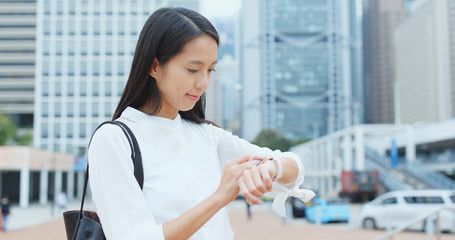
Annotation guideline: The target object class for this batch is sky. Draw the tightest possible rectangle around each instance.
[200,0,242,19]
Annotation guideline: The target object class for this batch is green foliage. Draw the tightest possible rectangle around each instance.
[252,129,311,152]
[16,133,33,146]
[0,112,17,145]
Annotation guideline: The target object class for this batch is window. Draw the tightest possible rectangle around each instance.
[41,123,48,138]
[80,102,86,117]
[94,20,100,35]
[68,61,74,76]
[404,196,444,204]
[68,40,75,56]
[56,20,63,35]
[56,40,62,56]
[54,123,61,139]
[130,20,137,35]
[93,40,100,55]
[117,60,124,75]
[81,40,87,55]
[118,41,124,55]
[106,40,112,55]
[79,123,86,138]
[42,102,48,117]
[67,101,73,117]
[93,61,99,76]
[117,81,124,96]
[44,0,51,15]
[106,20,112,35]
[81,61,87,76]
[92,81,99,96]
[43,41,50,55]
[69,20,75,35]
[68,81,74,96]
[55,61,62,76]
[104,81,112,96]
[81,0,88,15]
[67,123,73,138]
[81,20,88,35]
[105,61,111,76]
[55,102,61,117]
[69,0,75,15]
[44,20,50,35]
[94,0,101,15]
[92,102,99,117]
[43,61,49,76]
[382,197,397,205]
[106,1,113,15]
[55,81,61,96]
[56,1,63,15]
[118,19,124,35]
[80,81,86,96]
[42,81,49,96]
[104,101,111,117]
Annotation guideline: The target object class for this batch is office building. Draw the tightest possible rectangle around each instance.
[241,0,362,140]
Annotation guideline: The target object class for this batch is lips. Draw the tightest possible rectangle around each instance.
[186,94,200,102]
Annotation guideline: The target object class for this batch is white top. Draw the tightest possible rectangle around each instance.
[88,107,305,240]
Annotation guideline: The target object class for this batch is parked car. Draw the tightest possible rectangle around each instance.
[359,190,455,232]
[290,197,308,218]
[305,198,350,223]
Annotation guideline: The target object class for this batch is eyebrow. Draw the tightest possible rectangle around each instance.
[189,60,218,65]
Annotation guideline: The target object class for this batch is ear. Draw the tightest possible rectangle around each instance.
[149,58,161,80]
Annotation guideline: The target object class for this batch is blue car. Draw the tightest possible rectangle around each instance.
[305,198,350,223]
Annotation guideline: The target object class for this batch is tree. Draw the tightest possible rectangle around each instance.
[252,129,312,152]
[0,112,17,145]
[0,112,32,146]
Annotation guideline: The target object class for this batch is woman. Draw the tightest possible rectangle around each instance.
[88,7,313,240]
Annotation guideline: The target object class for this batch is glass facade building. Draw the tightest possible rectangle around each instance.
[241,0,362,140]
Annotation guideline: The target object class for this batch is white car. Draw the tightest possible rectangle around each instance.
[359,190,455,232]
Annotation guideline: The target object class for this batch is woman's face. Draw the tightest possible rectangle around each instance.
[150,34,218,119]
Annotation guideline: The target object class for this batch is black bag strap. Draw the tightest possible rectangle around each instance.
[77,121,144,220]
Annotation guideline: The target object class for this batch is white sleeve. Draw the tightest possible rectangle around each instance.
[88,124,164,240]
[211,126,304,195]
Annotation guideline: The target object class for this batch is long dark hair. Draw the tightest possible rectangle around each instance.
[113,7,219,124]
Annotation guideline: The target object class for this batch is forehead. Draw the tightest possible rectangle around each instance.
[175,34,218,63]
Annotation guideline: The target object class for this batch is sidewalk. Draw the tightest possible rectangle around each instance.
[1,200,454,240]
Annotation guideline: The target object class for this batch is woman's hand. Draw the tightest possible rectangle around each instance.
[239,159,277,205]
[213,155,260,205]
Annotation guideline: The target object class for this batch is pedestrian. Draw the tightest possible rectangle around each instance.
[57,191,68,210]
[88,7,314,240]
[1,196,10,232]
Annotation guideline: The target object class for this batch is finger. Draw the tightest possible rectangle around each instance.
[239,176,261,205]
[251,167,267,194]
[231,154,253,165]
[235,161,254,178]
[243,170,263,198]
[259,165,273,191]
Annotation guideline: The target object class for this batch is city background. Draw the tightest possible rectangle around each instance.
[1,0,455,239]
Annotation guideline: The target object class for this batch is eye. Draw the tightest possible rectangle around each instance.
[187,69,198,73]
[208,69,216,73]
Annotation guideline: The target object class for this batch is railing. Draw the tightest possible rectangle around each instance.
[404,161,455,189]
[376,206,455,240]
[365,147,390,168]
[365,159,409,191]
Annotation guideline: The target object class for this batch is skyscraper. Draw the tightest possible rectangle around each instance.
[363,0,407,124]
[34,0,199,154]
[240,0,362,140]
[0,0,36,128]
[395,0,455,123]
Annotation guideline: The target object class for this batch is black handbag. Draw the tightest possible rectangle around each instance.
[63,121,143,240]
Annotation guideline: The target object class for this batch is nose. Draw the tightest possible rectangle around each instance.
[195,72,210,90]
